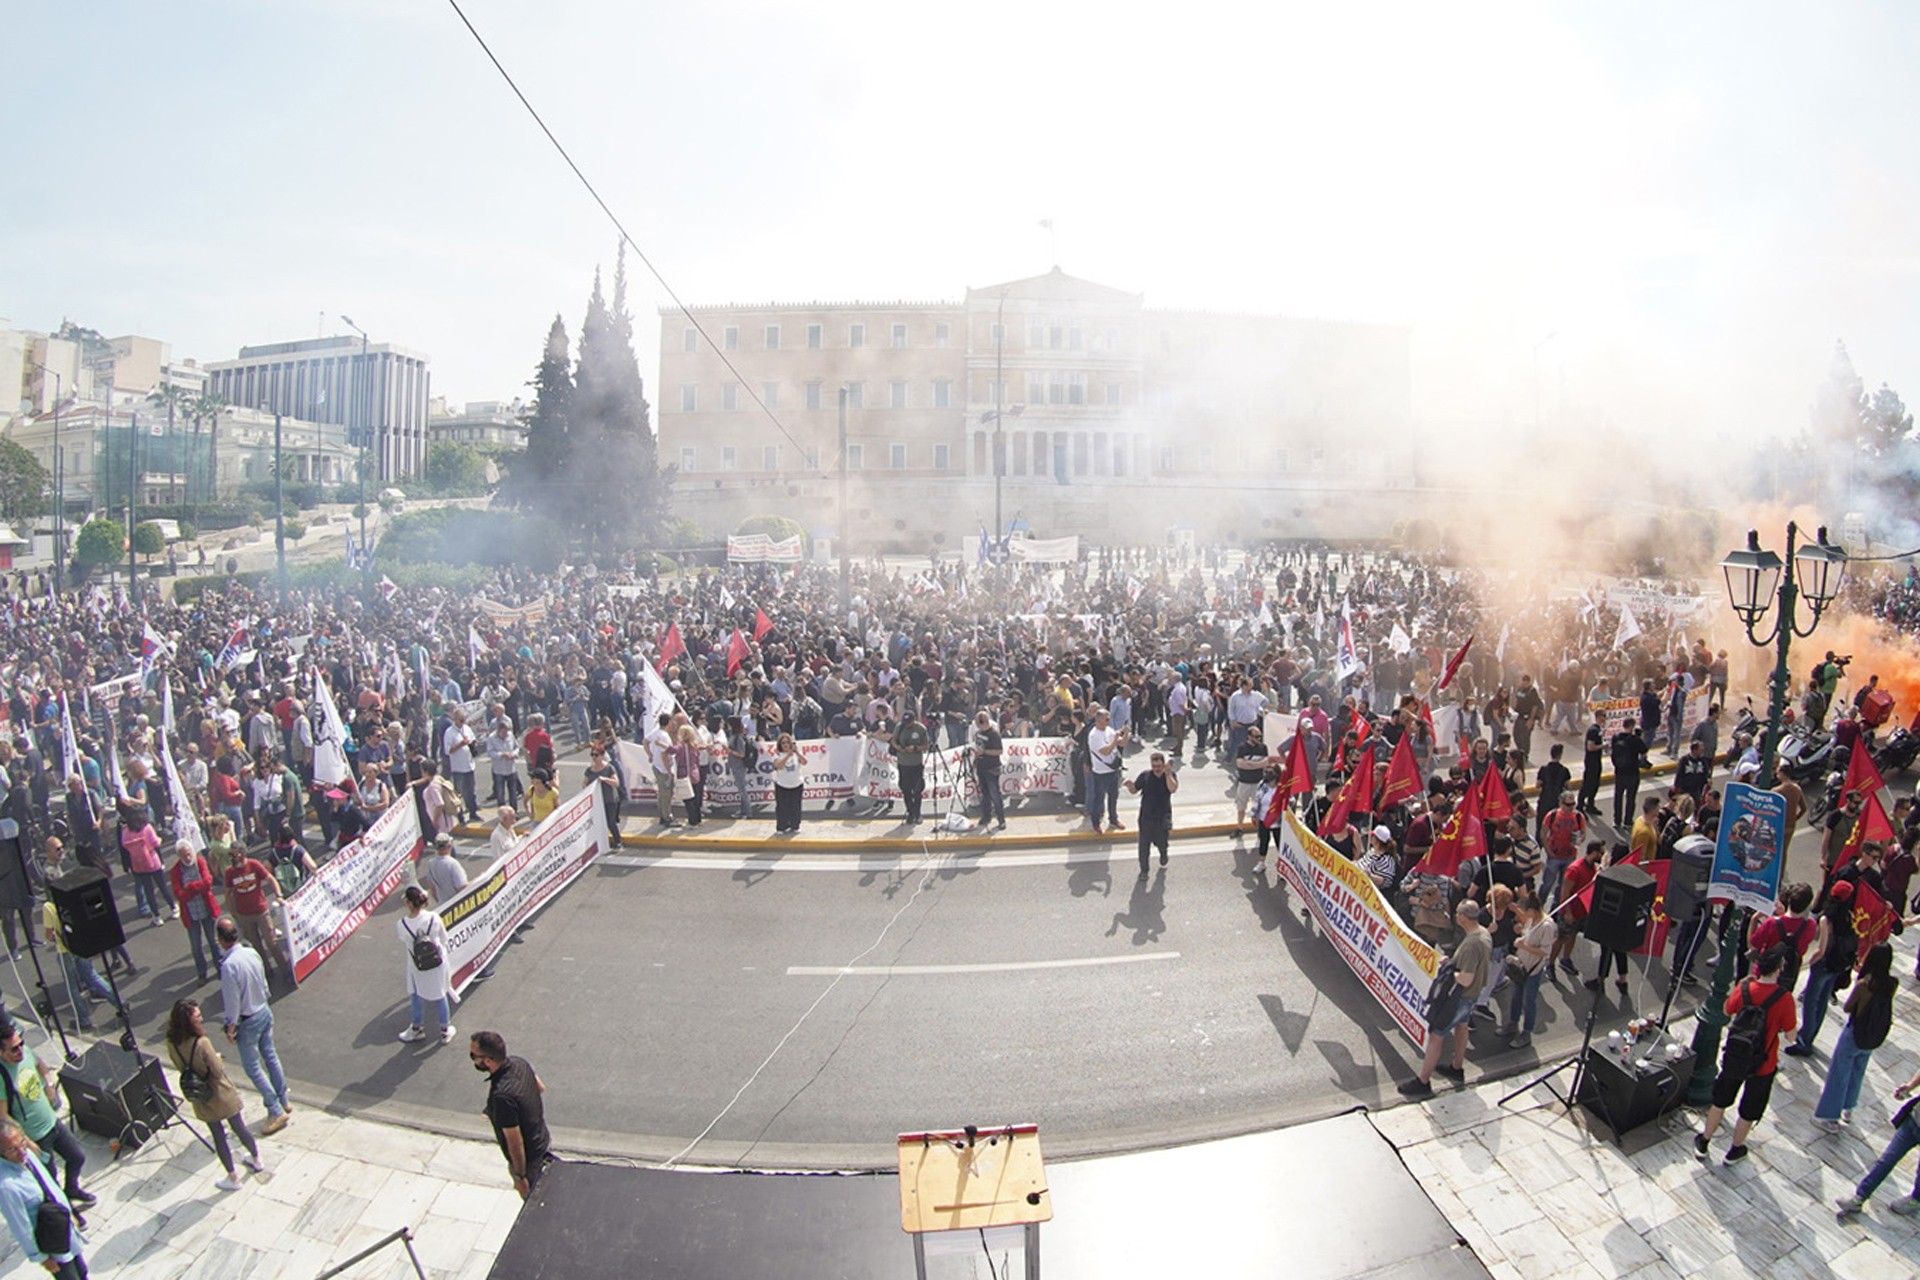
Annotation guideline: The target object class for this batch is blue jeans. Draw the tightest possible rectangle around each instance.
[1815,1023,1875,1120]
[1508,966,1548,1033]
[236,1008,290,1117]
[1539,856,1573,909]
[1086,771,1120,826]
[132,871,166,918]
[1796,967,1843,1051]
[1856,1112,1920,1202]
[409,993,452,1031]
[976,768,1004,824]
[59,954,120,1032]
[183,910,221,981]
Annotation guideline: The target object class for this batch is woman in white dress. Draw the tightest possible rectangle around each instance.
[396,886,456,1045]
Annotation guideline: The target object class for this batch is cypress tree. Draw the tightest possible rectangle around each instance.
[507,315,572,511]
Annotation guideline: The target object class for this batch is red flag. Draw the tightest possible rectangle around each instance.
[1437,634,1474,691]
[1352,715,1372,747]
[1840,743,1887,807]
[1633,859,1673,957]
[725,629,750,678]
[1318,743,1377,838]
[1376,731,1424,810]
[656,623,686,673]
[1852,878,1899,953]
[1476,768,1513,822]
[1416,782,1484,878]
[1840,789,1897,863]
[753,608,774,642]
[1264,730,1313,824]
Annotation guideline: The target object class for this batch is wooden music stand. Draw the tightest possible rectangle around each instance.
[898,1124,1051,1279]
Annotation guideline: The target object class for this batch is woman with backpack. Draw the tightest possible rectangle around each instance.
[1813,941,1898,1129]
[165,998,265,1193]
[1786,881,1859,1057]
[395,886,455,1047]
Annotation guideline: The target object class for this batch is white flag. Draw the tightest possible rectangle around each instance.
[719,585,736,610]
[469,624,487,668]
[159,730,205,854]
[1497,623,1511,664]
[58,694,81,781]
[1389,622,1413,656]
[311,669,352,787]
[638,662,680,727]
[1613,604,1642,651]
[1334,601,1363,682]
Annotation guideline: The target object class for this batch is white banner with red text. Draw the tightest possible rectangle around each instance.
[284,800,423,984]
[1274,812,1441,1052]
[440,787,611,995]
[1587,683,1711,743]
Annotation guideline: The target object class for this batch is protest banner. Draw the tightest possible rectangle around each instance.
[993,737,1073,797]
[1005,536,1079,564]
[615,737,863,809]
[1604,583,1713,620]
[440,788,610,995]
[1707,782,1786,914]
[859,738,971,804]
[1274,813,1441,1052]
[283,801,423,983]
[1586,684,1711,742]
[474,596,550,627]
[726,534,804,564]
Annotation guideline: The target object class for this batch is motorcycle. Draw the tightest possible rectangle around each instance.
[1809,762,1847,823]
[1874,725,1920,776]
[1777,722,1837,784]
[1731,697,1762,744]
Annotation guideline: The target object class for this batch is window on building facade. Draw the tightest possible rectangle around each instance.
[849,323,865,348]
[763,445,779,471]
[724,326,738,351]
[890,380,908,409]
[935,323,949,348]
[1311,448,1326,469]
[806,447,821,470]
[1198,445,1215,471]
[765,324,780,349]
[722,447,736,471]
[933,380,951,409]
[846,443,864,470]
[723,383,739,411]
[845,382,864,409]
[761,381,779,408]
[889,443,907,469]
[1159,445,1175,472]
[1105,381,1122,406]
[1069,372,1086,405]
[890,323,907,348]
[933,442,950,470]
[680,385,697,412]
[806,381,822,410]
[679,447,697,472]
[807,323,822,349]
[991,322,1005,347]
[683,328,697,353]
[1072,434,1089,476]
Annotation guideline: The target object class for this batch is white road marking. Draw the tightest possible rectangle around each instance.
[787,952,1180,977]
[600,841,1239,874]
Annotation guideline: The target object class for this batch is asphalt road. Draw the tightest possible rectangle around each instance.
[44,753,1844,1174]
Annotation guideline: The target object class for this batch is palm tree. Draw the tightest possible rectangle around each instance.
[187,392,228,519]
[146,382,190,509]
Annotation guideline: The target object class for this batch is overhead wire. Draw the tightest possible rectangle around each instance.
[441,0,829,478]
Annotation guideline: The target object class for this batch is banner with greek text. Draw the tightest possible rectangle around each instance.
[1274,812,1441,1051]
[859,738,972,804]
[440,787,610,995]
[474,596,550,627]
[1006,536,1079,564]
[1587,683,1711,743]
[614,737,863,808]
[284,800,423,983]
[727,534,805,564]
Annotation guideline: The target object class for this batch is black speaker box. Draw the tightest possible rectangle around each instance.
[1587,862,1657,952]
[1577,1042,1697,1142]
[1662,839,1717,926]
[48,867,125,959]
[63,1043,171,1147]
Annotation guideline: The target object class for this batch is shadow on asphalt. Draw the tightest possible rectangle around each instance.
[1106,869,1166,944]
[1067,854,1113,899]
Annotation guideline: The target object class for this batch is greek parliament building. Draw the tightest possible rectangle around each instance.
[657,269,1413,551]
[203,336,432,481]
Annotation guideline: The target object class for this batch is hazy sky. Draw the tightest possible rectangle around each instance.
[6,1,1918,449]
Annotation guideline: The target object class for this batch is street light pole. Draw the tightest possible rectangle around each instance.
[838,385,849,614]
[342,315,372,593]
[1685,520,1846,1102]
[994,293,1005,550]
[262,402,286,604]
[26,363,63,595]
[128,410,139,593]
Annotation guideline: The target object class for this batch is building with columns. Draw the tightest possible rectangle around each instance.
[204,335,431,482]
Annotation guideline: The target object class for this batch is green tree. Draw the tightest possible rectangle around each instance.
[73,518,125,567]
[566,247,670,556]
[504,315,572,511]
[426,442,490,496]
[1865,383,1914,455]
[0,438,49,527]
[131,521,165,559]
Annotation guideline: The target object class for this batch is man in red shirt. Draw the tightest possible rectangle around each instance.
[522,714,555,774]
[1695,946,1797,1165]
[222,850,287,978]
[1550,842,1604,975]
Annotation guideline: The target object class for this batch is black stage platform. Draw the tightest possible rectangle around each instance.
[489,1112,1488,1279]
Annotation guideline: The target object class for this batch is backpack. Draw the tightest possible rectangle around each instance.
[1720,981,1785,1080]
[1821,912,1859,975]
[176,1039,214,1103]
[1423,959,1462,1032]
[1544,810,1582,857]
[406,919,443,972]
[1853,981,1896,1052]
[1752,915,1813,990]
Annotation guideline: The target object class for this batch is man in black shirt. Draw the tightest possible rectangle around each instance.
[1674,740,1712,805]
[1577,710,1606,817]
[1124,752,1180,880]
[972,712,1006,831]
[1534,744,1570,841]
[471,1030,551,1199]
[1511,675,1544,765]
[1610,718,1648,829]
[887,709,930,825]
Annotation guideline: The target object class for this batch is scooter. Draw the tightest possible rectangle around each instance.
[1875,725,1920,775]
[1777,722,1837,784]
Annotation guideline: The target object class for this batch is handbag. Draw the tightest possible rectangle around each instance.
[672,774,694,801]
[20,1152,71,1257]
[177,1040,214,1104]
